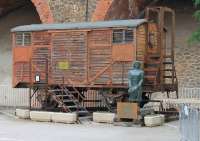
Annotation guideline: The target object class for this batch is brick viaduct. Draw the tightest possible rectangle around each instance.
[31,0,143,23]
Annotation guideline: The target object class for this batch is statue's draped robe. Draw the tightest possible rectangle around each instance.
[128,67,144,101]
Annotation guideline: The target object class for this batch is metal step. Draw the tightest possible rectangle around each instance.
[68,105,78,109]
[164,75,173,78]
[164,55,173,58]
[78,111,90,116]
[63,99,78,103]
[148,54,160,59]
[68,91,78,94]
[144,68,158,72]
[145,63,159,68]
[163,61,173,65]
[48,89,63,92]
[144,75,157,80]
[163,69,173,71]
[48,86,88,116]
[56,95,73,98]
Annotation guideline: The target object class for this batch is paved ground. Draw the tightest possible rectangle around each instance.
[0,113,180,141]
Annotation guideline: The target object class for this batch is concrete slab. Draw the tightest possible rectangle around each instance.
[144,114,165,127]
[30,111,52,122]
[51,112,77,124]
[93,112,115,123]
[16,109,30,119]
[0,113,180,141]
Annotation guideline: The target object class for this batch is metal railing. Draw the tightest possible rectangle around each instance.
[0,85,40,108]
[0,85,29,107]
[179,88,200,99]
[180,105,200,141]
[0,86,200,109]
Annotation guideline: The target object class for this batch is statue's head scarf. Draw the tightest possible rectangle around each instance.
[133,61,142,69]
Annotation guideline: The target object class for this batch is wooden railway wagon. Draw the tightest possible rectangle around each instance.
[12,7,178,113]
[12,19,148,88]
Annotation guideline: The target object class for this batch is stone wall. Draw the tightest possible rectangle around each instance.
[28,0,143,23]
[46,0,141,22]
[175,9,200,87]
[47,0,99,23]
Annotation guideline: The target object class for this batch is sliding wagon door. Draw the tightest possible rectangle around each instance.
[88,30,112,85]
[51,31,87,85]
[31,32,51,84]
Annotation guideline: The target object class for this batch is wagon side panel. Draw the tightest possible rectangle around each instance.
[31,31,52,84]
[51,31,87,85]
[13,32,32,87]
[88,29,112,85]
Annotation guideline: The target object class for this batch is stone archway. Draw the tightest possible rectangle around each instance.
[91,0,113,21]
[0,0,51,85]
[31,0,54,23]
[91,0,145,21]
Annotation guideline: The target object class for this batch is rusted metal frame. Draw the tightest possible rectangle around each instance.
[29,58,32,110]
[109,30,113,85]
[54,84,128,88]
[155,8,164,91]
[147,7,164,90]
[44,58,49,107]
[71,87,85,101]
[144,23,148,67]
[145,7,150,20]
[31,87,39,99]
[136,26,139,61]
[133,28,137,61]
[49,32,53,85]
[146,7,160,17]
[20,63,24,82]
[161,9,176,90]
[171,10,176,87]
[86,31,90,84]
[29,33,34,110]
[162,7,174,13]
[122,62,125,85]
[147,8,161,50]
[12,33,16,86]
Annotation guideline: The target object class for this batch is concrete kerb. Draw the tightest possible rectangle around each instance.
[51,112,77,124]
[16,109,30,119]
[13,109,166,127]
[144,114,165,127]
[93,112,116,124]
[30,111,53,122]
[13,109,78,123]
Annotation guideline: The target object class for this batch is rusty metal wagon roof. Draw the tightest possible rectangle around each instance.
[11,19,147,32]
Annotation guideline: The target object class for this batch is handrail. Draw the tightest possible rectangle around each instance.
[60,79,85,100]
[48,91,71,112]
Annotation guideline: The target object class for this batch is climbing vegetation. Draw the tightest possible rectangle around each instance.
[189,0,200,44]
